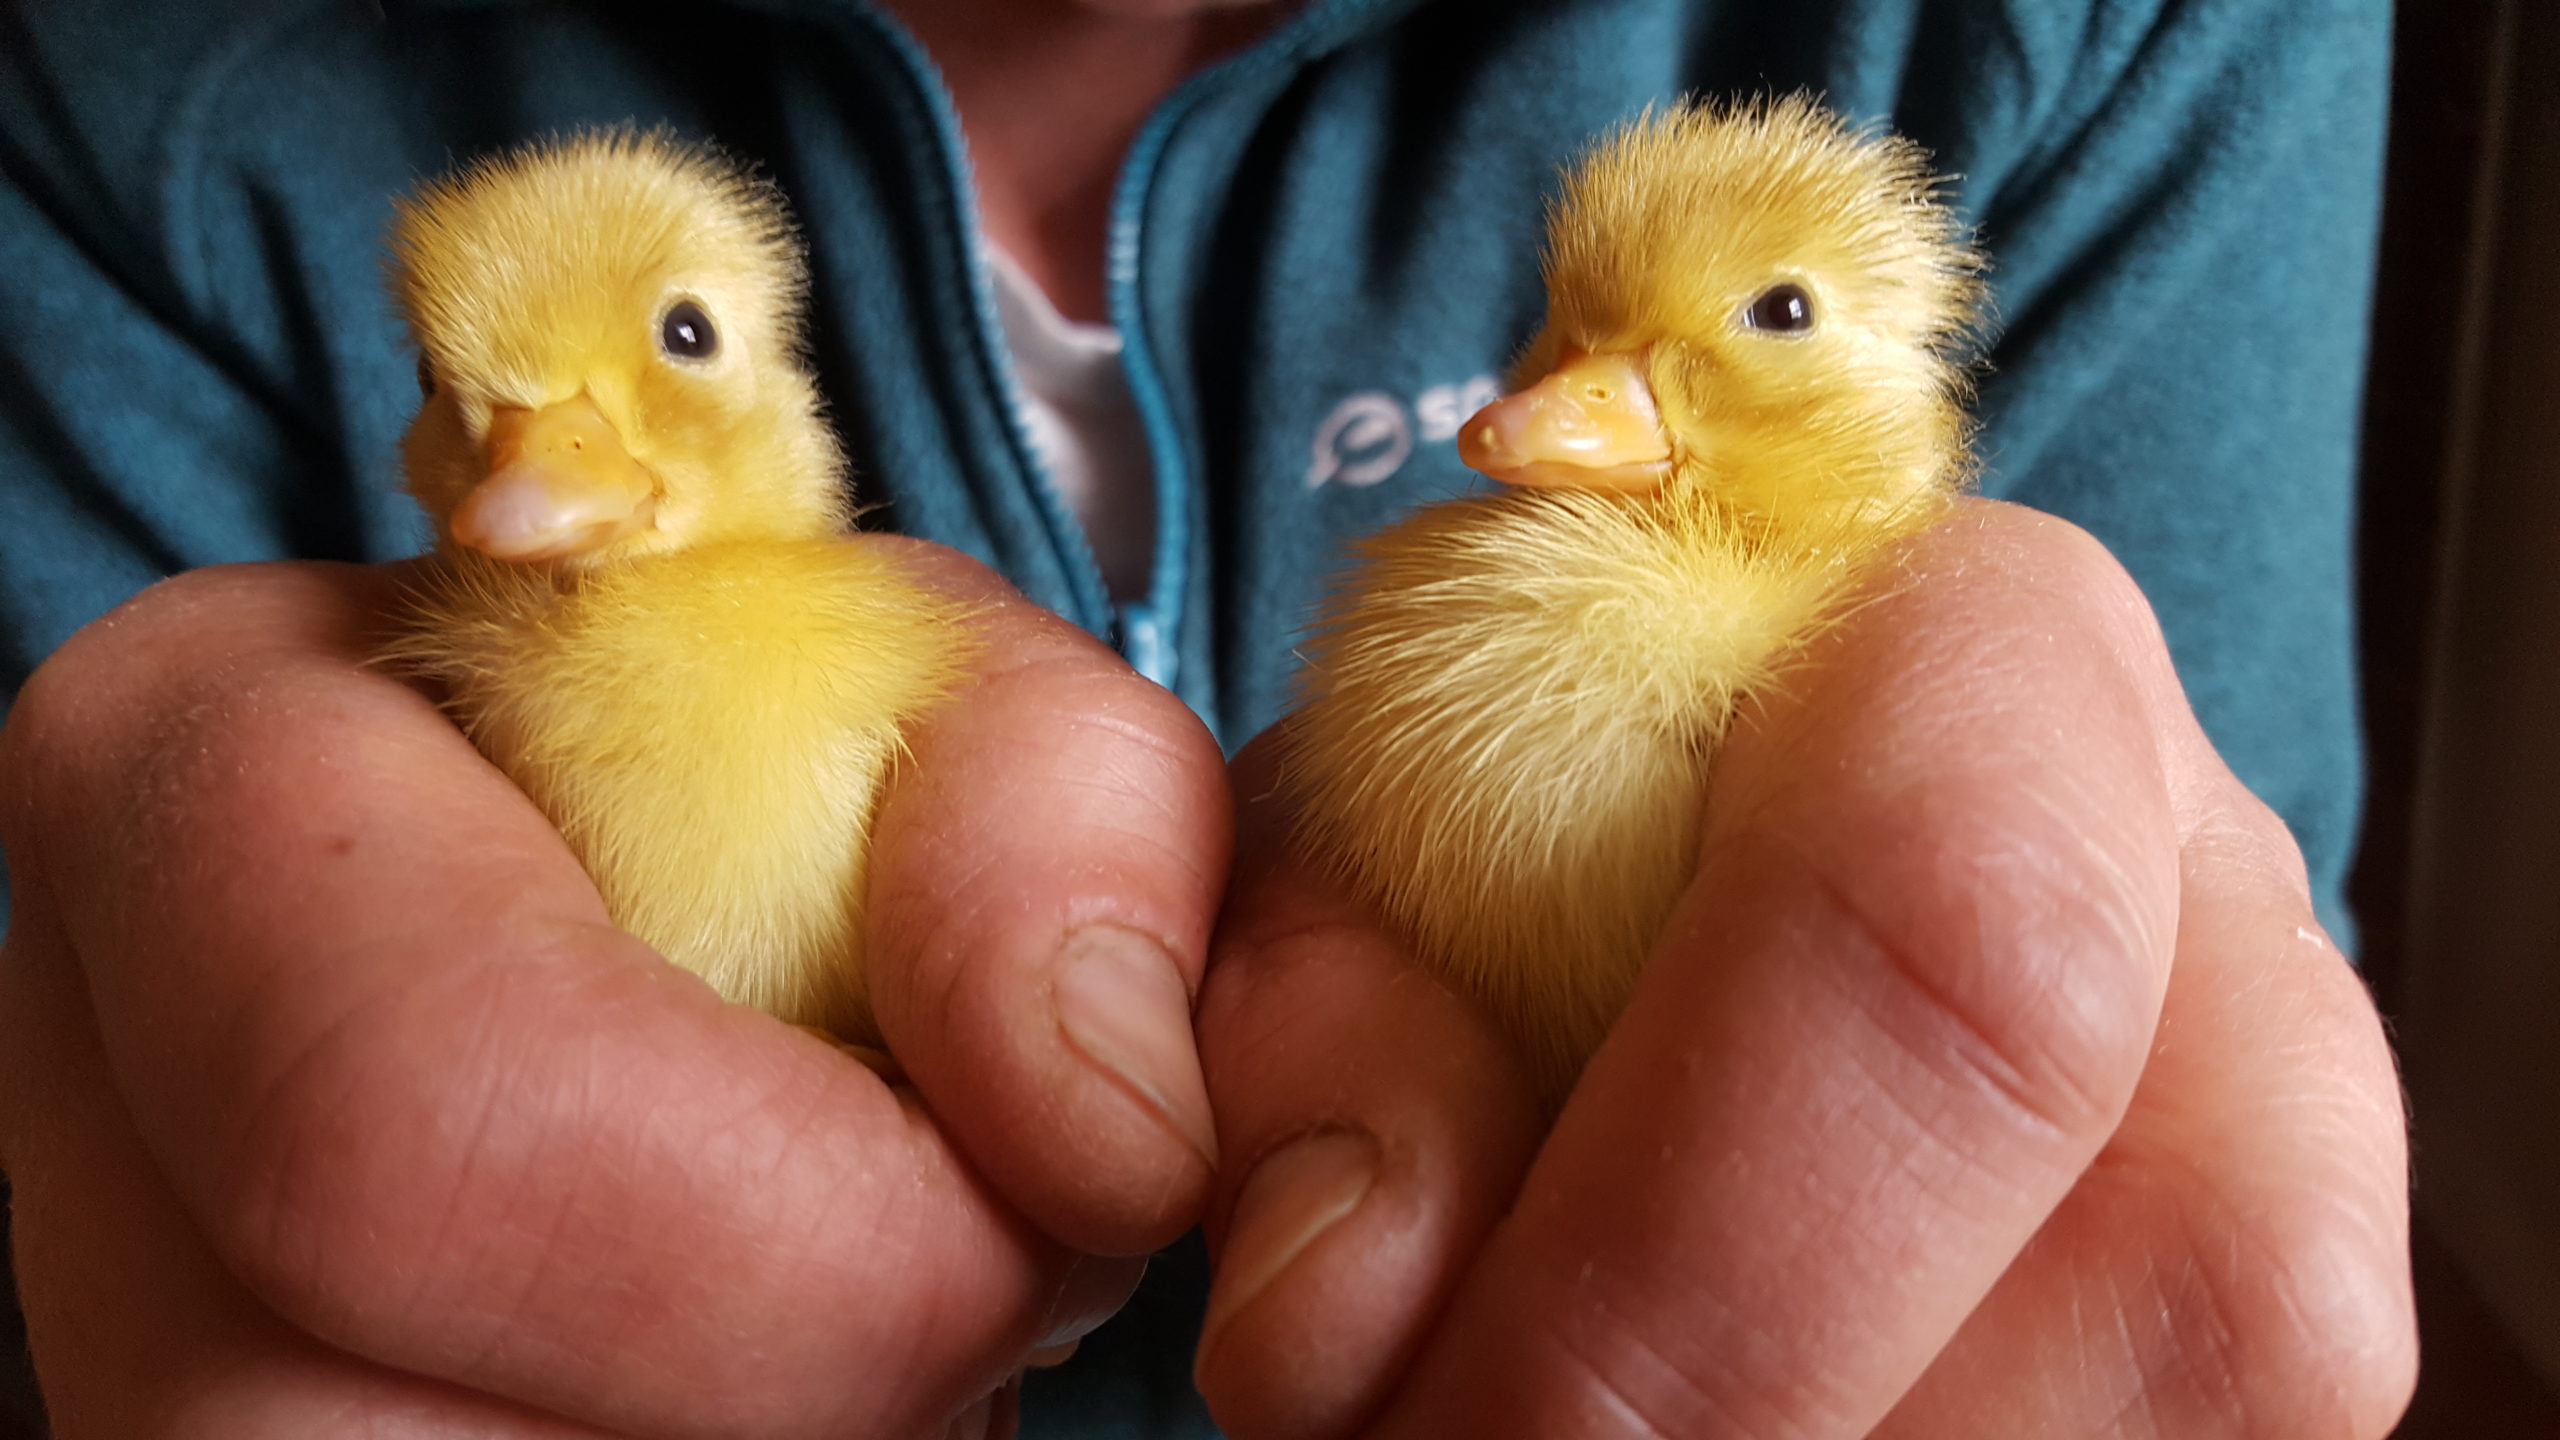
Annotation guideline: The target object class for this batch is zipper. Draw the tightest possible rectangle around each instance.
[844,0,1404,702]
[1097,0,1395,706]
[840,2,1119,647]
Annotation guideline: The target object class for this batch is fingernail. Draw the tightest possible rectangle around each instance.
[1199,1129,1379,1353]
[1054,925,1218,1165]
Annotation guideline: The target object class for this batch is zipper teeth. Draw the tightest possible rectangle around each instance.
[844,0,1117,637]
[832,0,1419,669]
[1104,0,1401,645]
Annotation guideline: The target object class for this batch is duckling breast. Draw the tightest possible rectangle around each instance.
[389,541,969,1040]
[1285,487,1855,1100]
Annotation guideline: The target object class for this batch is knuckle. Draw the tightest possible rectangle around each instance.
[1548,1325,1723,1440]
[1979,502,2157,643]
[1797,811,2163,1150]
[1963,502,2188,710]
[26,563,296,689]
[2239,1208,2418,1438]
[984,646,1221,772]
[2,563,367,837]
[0,573,200,797]
[1534,1274,1824,1440]
[2159,1194,2417,1439]
[2,582,238,872]
[2193,789,2318,901]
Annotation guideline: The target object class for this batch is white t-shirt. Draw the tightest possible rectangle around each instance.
[986,248,1155,602]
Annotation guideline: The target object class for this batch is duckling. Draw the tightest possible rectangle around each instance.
[1283,97,1984,1105]
[381,131,970,1048]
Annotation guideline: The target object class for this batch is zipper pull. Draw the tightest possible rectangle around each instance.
[1117,602,1175,690]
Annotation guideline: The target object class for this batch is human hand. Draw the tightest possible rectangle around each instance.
[0,542,1229,1439]
[1193,500,2415,1438]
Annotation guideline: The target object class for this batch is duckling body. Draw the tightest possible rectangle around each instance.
[1286,98,1982,1103]
[1291,486,1854,1099]
[382,131,966,1044]
[394,540,956,1036]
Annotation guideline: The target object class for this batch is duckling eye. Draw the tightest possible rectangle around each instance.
[415,354,438,399]
[660,300,719,361]
[1743,283,1816,334]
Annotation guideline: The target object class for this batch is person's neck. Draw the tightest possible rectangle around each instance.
[881,0,1283,322]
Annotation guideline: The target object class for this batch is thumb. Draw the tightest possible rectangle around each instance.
[863,541,1235,1259]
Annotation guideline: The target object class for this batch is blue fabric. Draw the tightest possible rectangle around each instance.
[0,0,2390,1432]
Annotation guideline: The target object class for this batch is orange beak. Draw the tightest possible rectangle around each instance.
[1458,351,1674,493]
[450,394,659,562]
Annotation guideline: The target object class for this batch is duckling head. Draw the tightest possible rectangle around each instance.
[391,130,844,567]
[1462,96,1985,538]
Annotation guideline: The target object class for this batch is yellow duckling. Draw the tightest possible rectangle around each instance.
[1284,97,1985,1104]
[383,131,968,1047]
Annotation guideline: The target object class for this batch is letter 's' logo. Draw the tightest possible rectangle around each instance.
[1306,375,1503,490]
[1305,392,1410,489]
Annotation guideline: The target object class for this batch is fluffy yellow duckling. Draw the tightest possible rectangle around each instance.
[382,131,968,1047]
[1284,97,1985,1104]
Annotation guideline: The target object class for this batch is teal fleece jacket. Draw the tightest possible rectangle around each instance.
[0,0,2386,1433]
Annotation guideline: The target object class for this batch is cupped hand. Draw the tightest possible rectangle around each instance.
[1193,499,2415,1439]
[0,540,1230,1440]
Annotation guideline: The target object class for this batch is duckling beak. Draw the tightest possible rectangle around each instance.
[1459,351,1675,493]
[452,394,661,562]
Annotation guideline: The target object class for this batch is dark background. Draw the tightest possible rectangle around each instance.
[2347,0,2556,1432]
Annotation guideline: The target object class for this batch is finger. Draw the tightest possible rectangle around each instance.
[3,561,1105,1440]
[863,542,1232,1257]
[943,1373,1022,1440]
[1189,736,1546,1440]
[1362,501,2187,1438]
[0,871,618,1439]
[1874,778,2415,1437]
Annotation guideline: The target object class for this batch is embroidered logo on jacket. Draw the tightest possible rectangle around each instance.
[1306,375,1502,489]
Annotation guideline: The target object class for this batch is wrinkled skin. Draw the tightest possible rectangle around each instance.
[1189,502,2414,1440]
[1,544,1230,1439]
[0,503,2413,1439]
